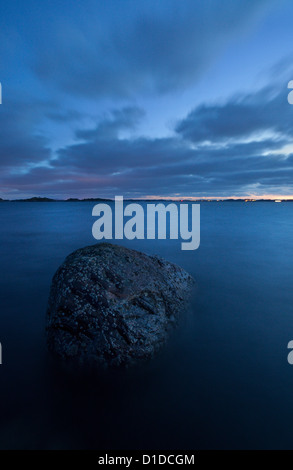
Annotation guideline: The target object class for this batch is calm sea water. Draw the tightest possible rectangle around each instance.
[1,201,293,449]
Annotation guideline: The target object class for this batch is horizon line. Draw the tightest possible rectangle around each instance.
[2,194,293,202]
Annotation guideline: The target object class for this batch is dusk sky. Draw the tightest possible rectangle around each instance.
[1,0,293,199]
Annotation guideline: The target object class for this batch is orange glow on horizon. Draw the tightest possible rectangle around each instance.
[139,194,293,201]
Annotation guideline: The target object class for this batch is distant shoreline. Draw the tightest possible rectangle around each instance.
[0,197,293,203]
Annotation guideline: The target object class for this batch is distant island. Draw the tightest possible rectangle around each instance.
[0,197,112,203]
[0,197,293,203]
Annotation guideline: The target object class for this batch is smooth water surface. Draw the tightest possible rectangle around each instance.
[0,201,293,449]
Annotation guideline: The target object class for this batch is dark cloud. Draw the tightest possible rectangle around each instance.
[56,134,191,174]
[75,107,145,141]
[0,98,51,169]
[3,126,293,198]
[176,87,293,143]
[24,0,273,98]
[1,51,293,198]
[41,82,293,197]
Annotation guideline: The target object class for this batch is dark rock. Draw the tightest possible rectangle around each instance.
[46,243,195,368]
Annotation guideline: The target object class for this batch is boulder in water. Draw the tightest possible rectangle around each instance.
[46,243,195,368]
